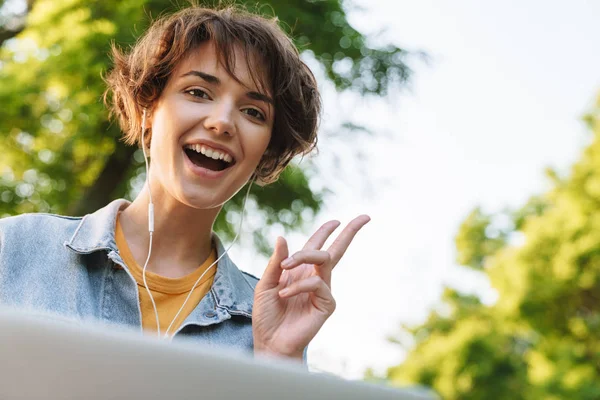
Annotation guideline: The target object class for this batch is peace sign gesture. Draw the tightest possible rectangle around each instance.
[252,215,371,360]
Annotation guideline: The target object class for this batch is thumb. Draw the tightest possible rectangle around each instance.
[260,236,289,288]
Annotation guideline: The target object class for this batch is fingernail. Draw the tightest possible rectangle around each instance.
[279,288,290,296]
[281,257,293,268]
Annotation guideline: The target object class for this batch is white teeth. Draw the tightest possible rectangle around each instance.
[184,144,233,164]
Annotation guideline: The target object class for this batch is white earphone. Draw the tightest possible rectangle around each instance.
[140,108,253,339]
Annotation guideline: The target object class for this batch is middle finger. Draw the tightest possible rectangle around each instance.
[302,220,341,251]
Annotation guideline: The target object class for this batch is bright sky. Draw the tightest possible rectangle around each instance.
[232,0,600,380]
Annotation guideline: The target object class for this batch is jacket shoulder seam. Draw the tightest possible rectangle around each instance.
[2,212,83,222]
[240,270,260,290]
[31,213,82,221]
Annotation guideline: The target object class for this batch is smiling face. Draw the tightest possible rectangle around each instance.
[147,40,274,210]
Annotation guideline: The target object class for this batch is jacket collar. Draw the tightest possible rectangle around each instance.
[64,199,254,316]
[65,198,128,254]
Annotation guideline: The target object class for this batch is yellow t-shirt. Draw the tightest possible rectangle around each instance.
[115,216,217,336]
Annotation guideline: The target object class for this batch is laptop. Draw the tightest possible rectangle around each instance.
[0,307,434,399]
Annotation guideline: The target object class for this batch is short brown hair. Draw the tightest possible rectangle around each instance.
[104,5,320,184]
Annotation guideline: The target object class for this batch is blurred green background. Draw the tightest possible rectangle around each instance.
[2,1,600,399]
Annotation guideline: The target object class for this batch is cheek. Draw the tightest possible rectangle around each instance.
[248,131,272,165]
[150,101,193,149]
[148,117,180,170]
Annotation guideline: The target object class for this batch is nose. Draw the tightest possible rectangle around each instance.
[204,101,236,137]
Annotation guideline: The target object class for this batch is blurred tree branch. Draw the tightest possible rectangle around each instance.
[0,0,35,45]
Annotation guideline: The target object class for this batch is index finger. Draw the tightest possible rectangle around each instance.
[327,215,371,268]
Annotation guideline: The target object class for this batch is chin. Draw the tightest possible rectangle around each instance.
[175,186,230,211]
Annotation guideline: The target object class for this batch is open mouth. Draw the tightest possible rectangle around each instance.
[183,144,235,172]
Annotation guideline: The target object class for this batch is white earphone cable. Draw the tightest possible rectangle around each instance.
[139,108,253,340]
[140,108,161,337]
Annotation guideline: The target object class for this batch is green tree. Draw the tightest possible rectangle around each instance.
[0,0,412,253]
[383,94,600,399]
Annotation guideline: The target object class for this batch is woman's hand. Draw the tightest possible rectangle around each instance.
[252,215,371,360]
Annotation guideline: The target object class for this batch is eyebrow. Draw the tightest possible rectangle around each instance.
[181,70,273,105]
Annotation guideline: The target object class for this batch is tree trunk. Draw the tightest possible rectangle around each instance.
[70,141,137,216]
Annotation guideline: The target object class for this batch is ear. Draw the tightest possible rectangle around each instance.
[249,172,265,187]
[140,108,152,151]
[147,108,155,127]
[254,177,268,187]
[141,108,148,129]
[142,107,154,128]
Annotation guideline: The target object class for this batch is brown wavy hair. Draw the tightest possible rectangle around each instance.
[104,5,320,184]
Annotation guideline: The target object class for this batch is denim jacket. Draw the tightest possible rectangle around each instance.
[0,199,259,353]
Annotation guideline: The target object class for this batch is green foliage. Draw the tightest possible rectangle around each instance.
[247,0,411,95]
[455,208,508,270]
[383,94,600,399]
[0,0,411,253]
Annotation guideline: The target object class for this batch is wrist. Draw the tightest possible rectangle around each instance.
[254,344,304,362]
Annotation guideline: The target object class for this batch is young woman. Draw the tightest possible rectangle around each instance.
[0,5,369,362]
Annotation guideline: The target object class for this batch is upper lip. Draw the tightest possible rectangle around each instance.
[183,139,237,163]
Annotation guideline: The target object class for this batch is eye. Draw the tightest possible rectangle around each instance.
[185,88,211,100]
[242,107,266,121]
